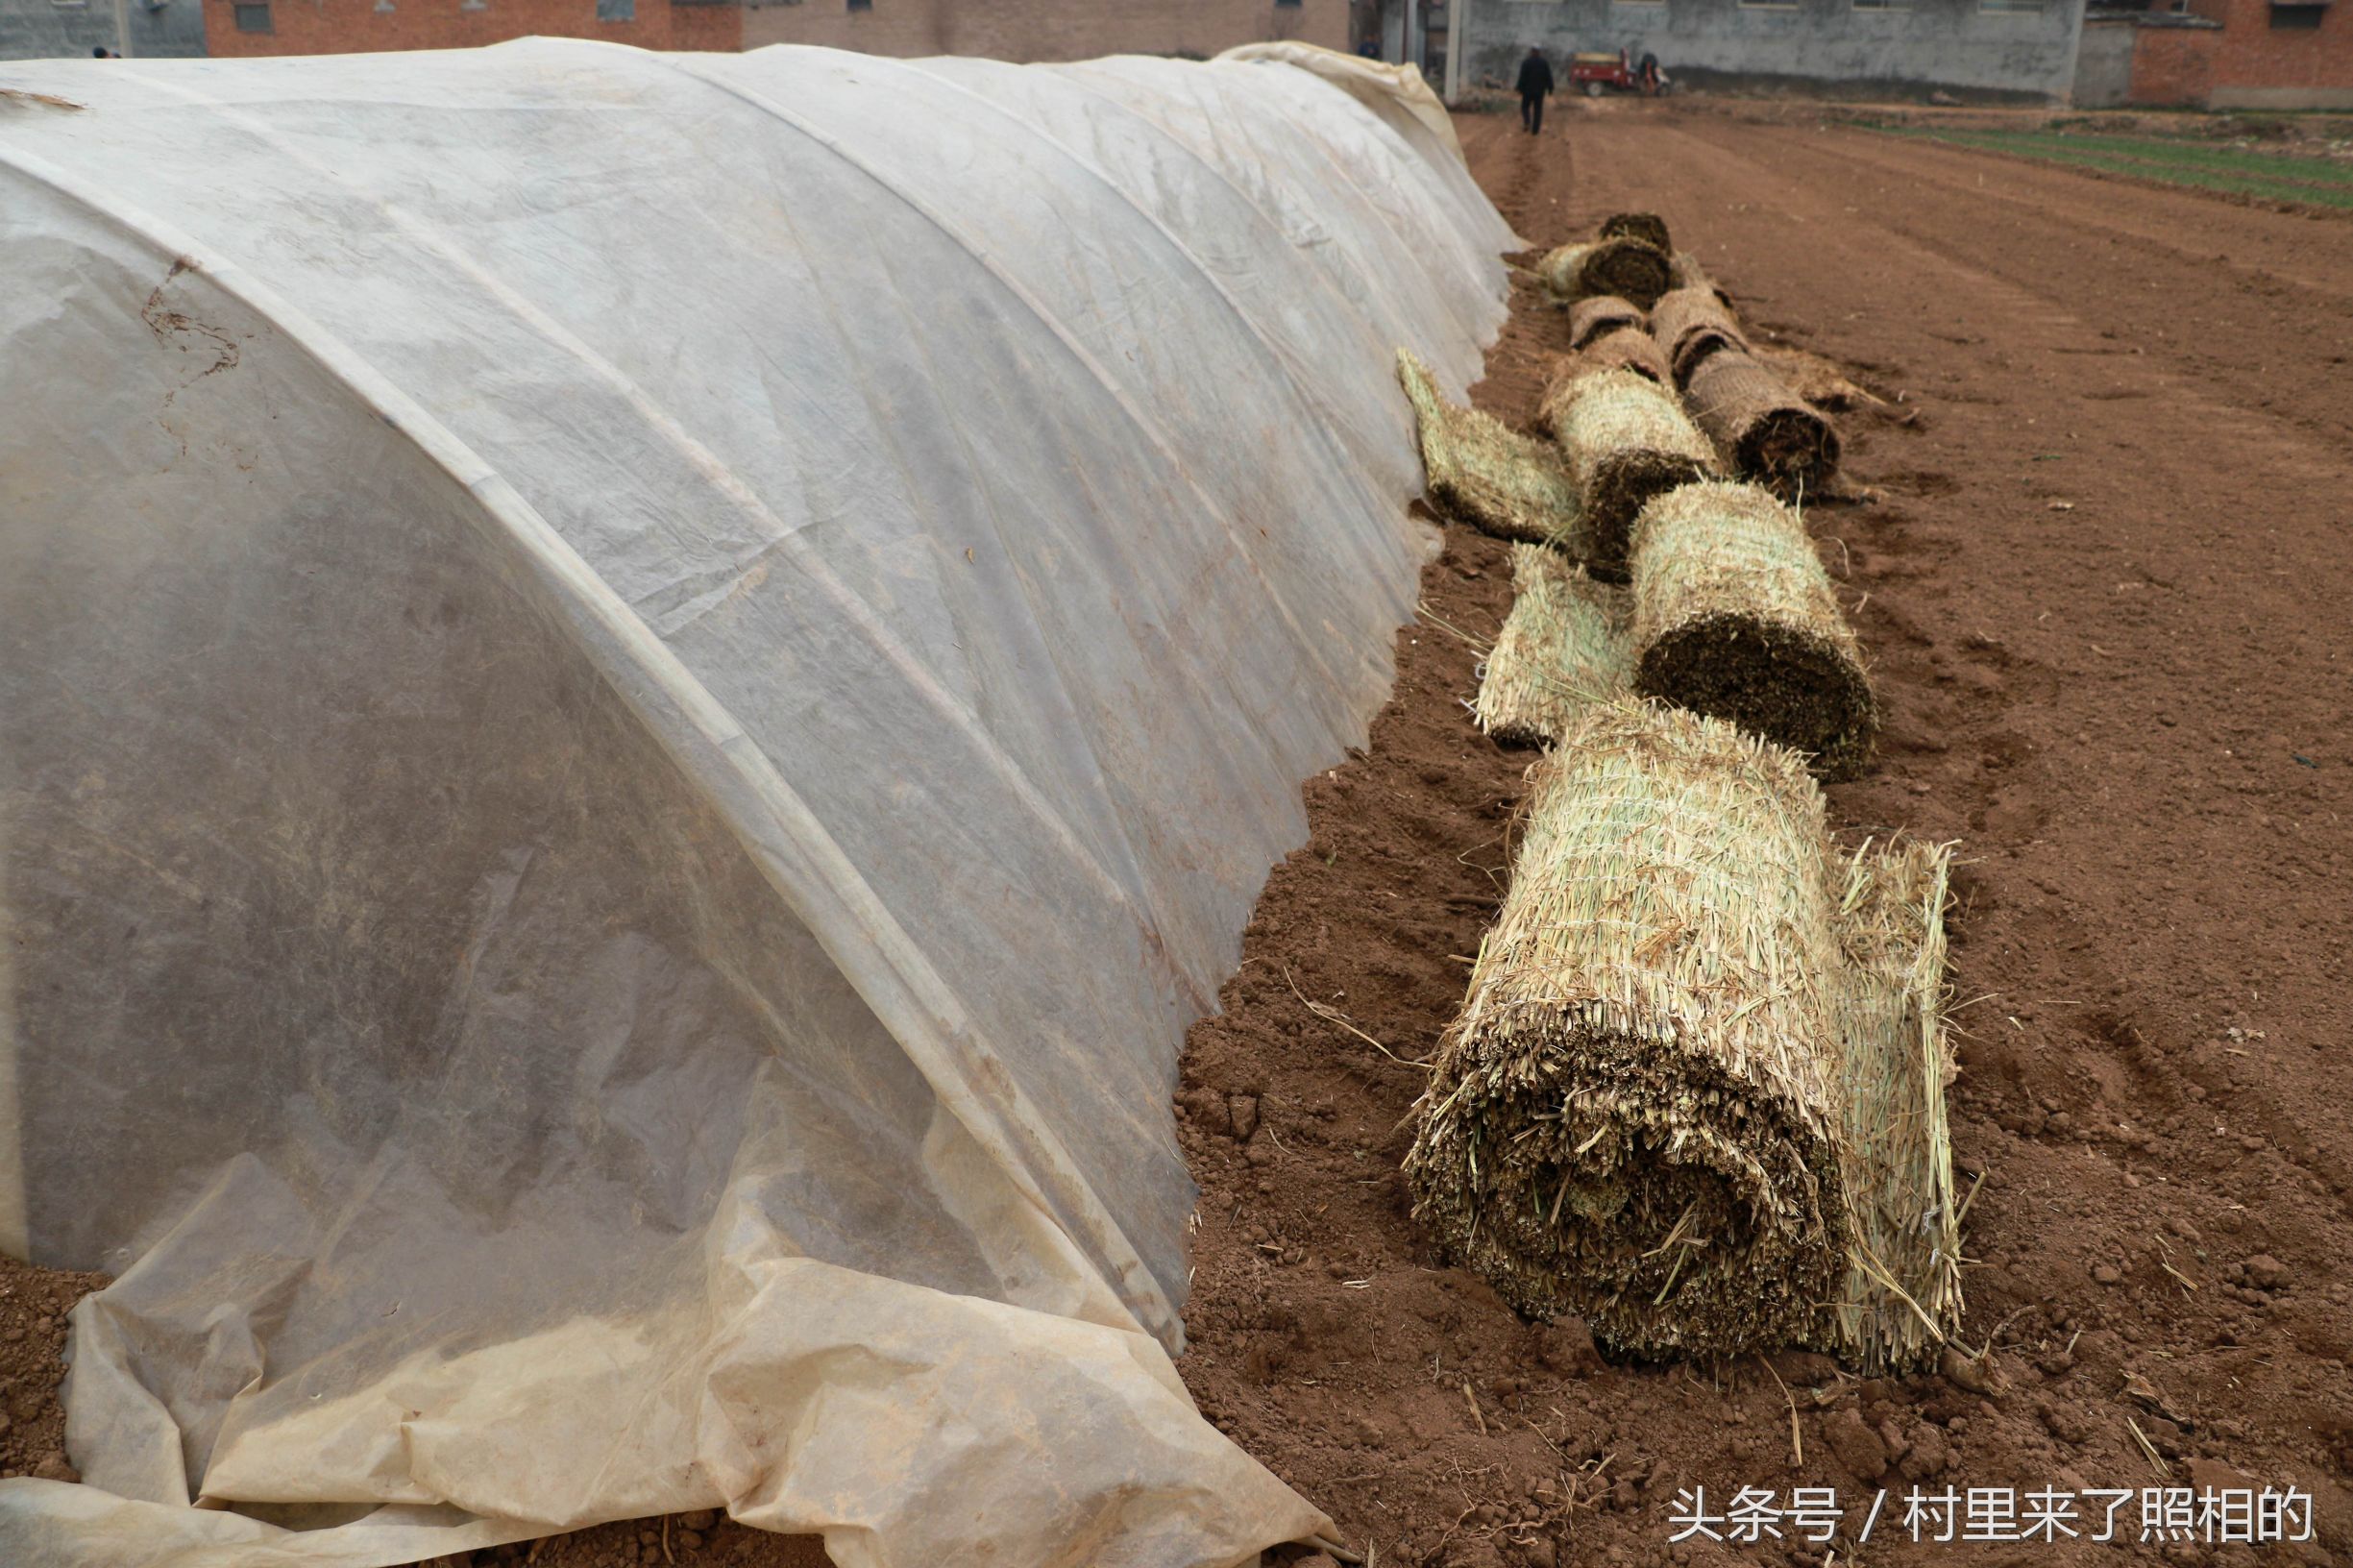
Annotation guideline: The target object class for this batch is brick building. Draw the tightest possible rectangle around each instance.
[198,0,733,55]
[3,0,206,60]
[738,0,1346,61]
[1425,0,2090,105]
[2075,0,2349,108]
[190,0,1346,61]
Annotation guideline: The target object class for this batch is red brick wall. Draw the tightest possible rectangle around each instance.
[742,0,942,57]
[2206,0,2353,102]
[2128,26,2219,104]
[203,0,741,57]
[741,0,1348,62]
[200,0,1348,64]
[2130,0,2353,108]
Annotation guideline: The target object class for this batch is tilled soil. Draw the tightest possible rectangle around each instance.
[0,1262,106,1488]
[6,100,2350,1568]
[1169,106,2353,1568]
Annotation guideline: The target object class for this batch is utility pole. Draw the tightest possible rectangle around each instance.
[111,0,135,57]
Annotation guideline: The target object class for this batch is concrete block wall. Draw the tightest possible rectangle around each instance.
[3,0,207,60]
[741,0,1347,61]
[1454,0,2088,104]
[2071,12,2136,103]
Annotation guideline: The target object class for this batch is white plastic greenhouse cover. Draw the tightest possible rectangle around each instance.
[0,37,1511,1568]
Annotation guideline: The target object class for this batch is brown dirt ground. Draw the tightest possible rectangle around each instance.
[1173,104,2353,1568]
[1695,99,2353,161]
[7,97,2352,1568]
[0,1262,106,1487]
[1668,97,2353,219]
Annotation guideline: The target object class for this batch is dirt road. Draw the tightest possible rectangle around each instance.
[1169,105,2353,1568]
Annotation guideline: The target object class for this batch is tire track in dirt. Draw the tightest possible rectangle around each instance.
[1751,123,2353,304]
[1457,113,1579,424]
[1627,115,2353,453]
[1558,110,2353,1220]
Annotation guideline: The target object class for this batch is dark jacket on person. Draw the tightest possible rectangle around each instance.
[1515,55,1555,98]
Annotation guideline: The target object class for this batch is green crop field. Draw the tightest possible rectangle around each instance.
[1870,123,2353,209]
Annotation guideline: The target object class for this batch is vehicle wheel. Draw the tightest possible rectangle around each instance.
[1583,81,1603,98]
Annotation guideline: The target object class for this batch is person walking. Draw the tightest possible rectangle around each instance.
[1516,47,1555,135]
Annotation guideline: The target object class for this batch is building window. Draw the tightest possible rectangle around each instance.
[1738,0,1801,10]
[2270,2,2324,25]
[1276,0,1302,8]
[846,0,870,10]
[1979,0,2045,11]
[1854,0,1915,10]
[596,0,631,17]
[233,1,272,28]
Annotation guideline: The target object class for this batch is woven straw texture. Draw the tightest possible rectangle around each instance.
[1400,348,1592,551]
[1683,349,1843,501]
[1405,702,1857,1358]
[1568,294,1645,350]
[1599,211,1673,253]
[1651,285,1750,386]
[1406,702,1960,1365]
[1476,545,1632,745]
[1538,237,1673,310]
[1573,327,1673,388]
[1540,368,1716,579]
[1628,480,1877,780]
[1829,835,1964,1370]
[1667,250,1720,296]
